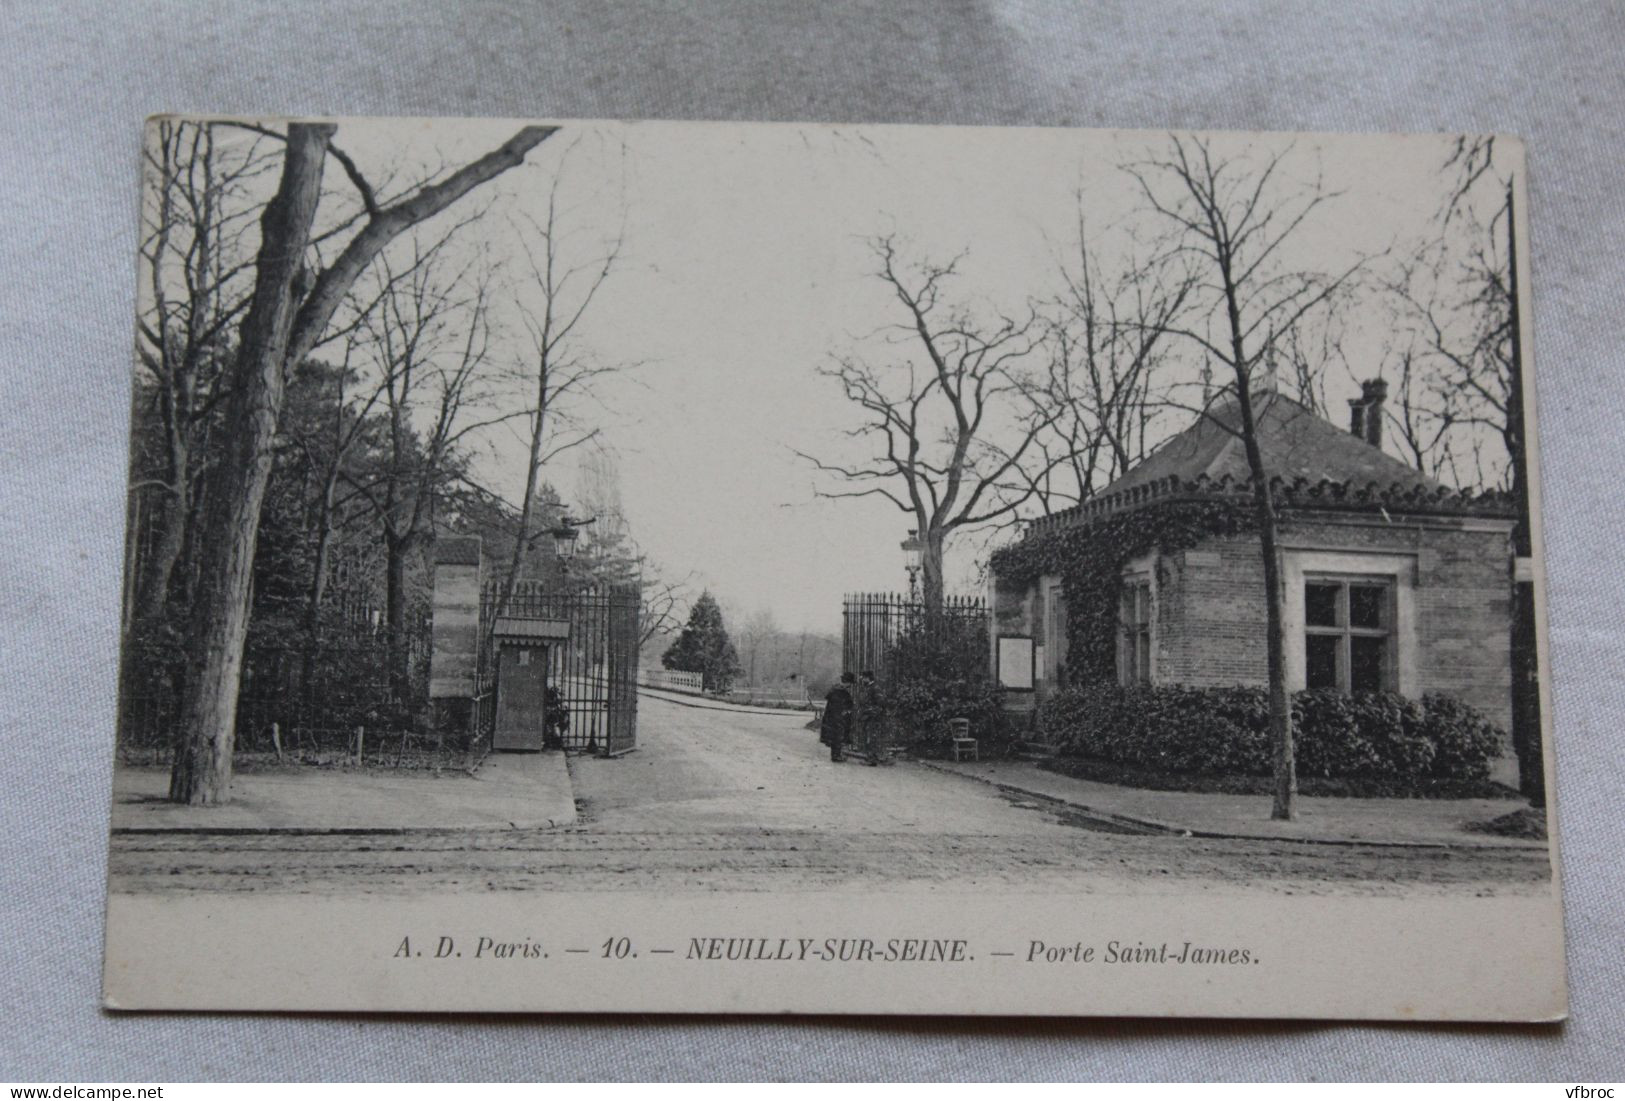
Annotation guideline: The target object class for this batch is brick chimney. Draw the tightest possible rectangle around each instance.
[1347,379,1388,448]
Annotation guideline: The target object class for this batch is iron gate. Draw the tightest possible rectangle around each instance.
[479,581,640,755]
[841,591,990,689]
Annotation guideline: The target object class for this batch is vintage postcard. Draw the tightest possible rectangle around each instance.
[104,116,1564,1019]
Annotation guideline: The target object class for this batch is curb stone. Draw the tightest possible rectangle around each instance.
[108,818,573,836]
[916,760,1546,852]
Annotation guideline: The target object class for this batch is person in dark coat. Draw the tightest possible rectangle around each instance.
[543,685,569,749]
[820,673,856,762]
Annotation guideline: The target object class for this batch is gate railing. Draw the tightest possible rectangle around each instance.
[841,592,990,690]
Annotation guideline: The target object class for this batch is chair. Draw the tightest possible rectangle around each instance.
[948,717,977,761]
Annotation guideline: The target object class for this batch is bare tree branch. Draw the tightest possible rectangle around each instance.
[800,234,1055,607]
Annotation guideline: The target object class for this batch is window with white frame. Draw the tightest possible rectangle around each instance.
[1118,576,1153,685]
[1303,576,1394,693]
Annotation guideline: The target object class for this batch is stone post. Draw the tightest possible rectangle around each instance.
[429,535,483,741]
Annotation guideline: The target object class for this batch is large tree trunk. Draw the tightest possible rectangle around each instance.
[1503,179,1544,807]
[136,394,194,624]
[169,123,333,805]
[167,122,556,806]
[921,527,946,615]
[135,483,187,624]
[1233,389,1296,820]
[1221,280,1296,821]
[1256,488,1296,820]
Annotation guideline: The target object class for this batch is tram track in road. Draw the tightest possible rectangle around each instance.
[108,824,1552,897]
[107,697,1552,896]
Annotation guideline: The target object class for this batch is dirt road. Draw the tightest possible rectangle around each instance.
[107,695,1551,896]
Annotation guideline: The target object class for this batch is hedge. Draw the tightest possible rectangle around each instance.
[877,675,1008,759]
[1037,683,1502,783]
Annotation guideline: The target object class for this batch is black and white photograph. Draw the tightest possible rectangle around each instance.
[101,115,1563,1019]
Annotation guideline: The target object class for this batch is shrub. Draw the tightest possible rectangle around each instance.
[1038,682,1501,785]
[878,674,1007,758]
[1292,689,1432,779]
[1417,692,1503,781]
[1038,683,1269,775]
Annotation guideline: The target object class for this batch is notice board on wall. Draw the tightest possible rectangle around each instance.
[997,635,1034,690]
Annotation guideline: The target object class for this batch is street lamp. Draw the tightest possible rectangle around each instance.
[900,528,923,601]
[550,515,596,572]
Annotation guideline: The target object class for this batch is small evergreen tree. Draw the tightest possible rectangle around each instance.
[661,591,741,692]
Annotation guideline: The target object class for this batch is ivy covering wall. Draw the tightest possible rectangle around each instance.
[989,499,1257,686]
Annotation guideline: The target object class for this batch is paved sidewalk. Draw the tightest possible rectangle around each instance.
[110,751,576,833]
[921,758,1545,849]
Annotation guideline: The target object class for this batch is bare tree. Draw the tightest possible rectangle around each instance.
[800,234,1058,611]
[1011,213,1194,514]
[1443,139,1526,505]
[1396,135,1542,803]
[637,572,692,649]
[290,341,386,636]
[1377,332,1468,483]
[1372,136,1526,498]
[1275,311,1350,420]
[570,447,644,589]
[276,337,389,711]
[338,235,518,703]
[740,608,779,689]
[278,232,469,650]
[1126,135,1362,821]
[131,120,280,626]
[498,175,625,612]
[169,120,555,805]
[1384,229,1517,491]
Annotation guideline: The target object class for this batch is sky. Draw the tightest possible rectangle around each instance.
[283,119,1510,634]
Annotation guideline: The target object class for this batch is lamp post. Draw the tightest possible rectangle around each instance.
[549,514,596,751]
[550,515,595,576]
[900,528,923,603]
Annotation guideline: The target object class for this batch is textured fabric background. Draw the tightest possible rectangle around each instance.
[2,0,1621,1082]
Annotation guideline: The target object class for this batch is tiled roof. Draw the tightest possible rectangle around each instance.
[1100,391,1442,498]
[1022,391,1513,537]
